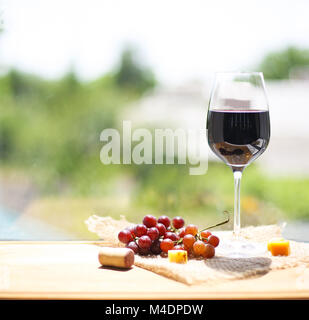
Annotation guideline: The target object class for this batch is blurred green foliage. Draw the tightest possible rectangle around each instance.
[0,47,156,195]
[130,162,309,223]
[258,46,309,79]
[114,47,156,94]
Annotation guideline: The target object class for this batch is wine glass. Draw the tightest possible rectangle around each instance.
[207,72,270,256]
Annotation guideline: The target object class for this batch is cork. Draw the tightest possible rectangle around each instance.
[98,247,135,269]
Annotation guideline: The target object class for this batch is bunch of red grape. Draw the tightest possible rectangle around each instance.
[118,215,220,259]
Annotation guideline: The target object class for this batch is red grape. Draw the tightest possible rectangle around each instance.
[126,241,139,253]
[200,230,212,240]
[157,215,170,228]
[183,234,195,250]
[173,245,184,250]
[203,244,215,258]
[178,227,185,238]
[118,229,133,244]
[160,238,174,253]
[126,226,136,237]
[143,215,157,228]
[172,216,185,229]
[134,224,147,237]
[138,247,150,255]
[164,231,179,241]
[193,240,207,256]
[156,223,167,237]
[208,235,220,248]
[138,235,152,249]
[185,224,198,236]
[147,227,160,241]
[150,240,162,254]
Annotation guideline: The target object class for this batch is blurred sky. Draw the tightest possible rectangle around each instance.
[1,0,309,85]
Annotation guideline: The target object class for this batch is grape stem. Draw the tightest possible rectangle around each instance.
[198,211,230,234]
[169,226,177,233]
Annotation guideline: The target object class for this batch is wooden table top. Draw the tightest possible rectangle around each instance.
[0,242,308,299]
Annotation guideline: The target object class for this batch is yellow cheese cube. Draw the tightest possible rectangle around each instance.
[267,238,290,256]
[267,237,284,251]
[168,250,188,264]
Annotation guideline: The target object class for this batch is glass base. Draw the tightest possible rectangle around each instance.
[216,237,267,258]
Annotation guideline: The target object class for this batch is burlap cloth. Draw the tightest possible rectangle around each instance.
[85,215,309,285]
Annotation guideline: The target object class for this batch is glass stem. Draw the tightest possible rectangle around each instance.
[233,170,242,237]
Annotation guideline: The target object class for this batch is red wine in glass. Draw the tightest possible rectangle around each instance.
[207,109,270,170]
[207,72,270,245]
